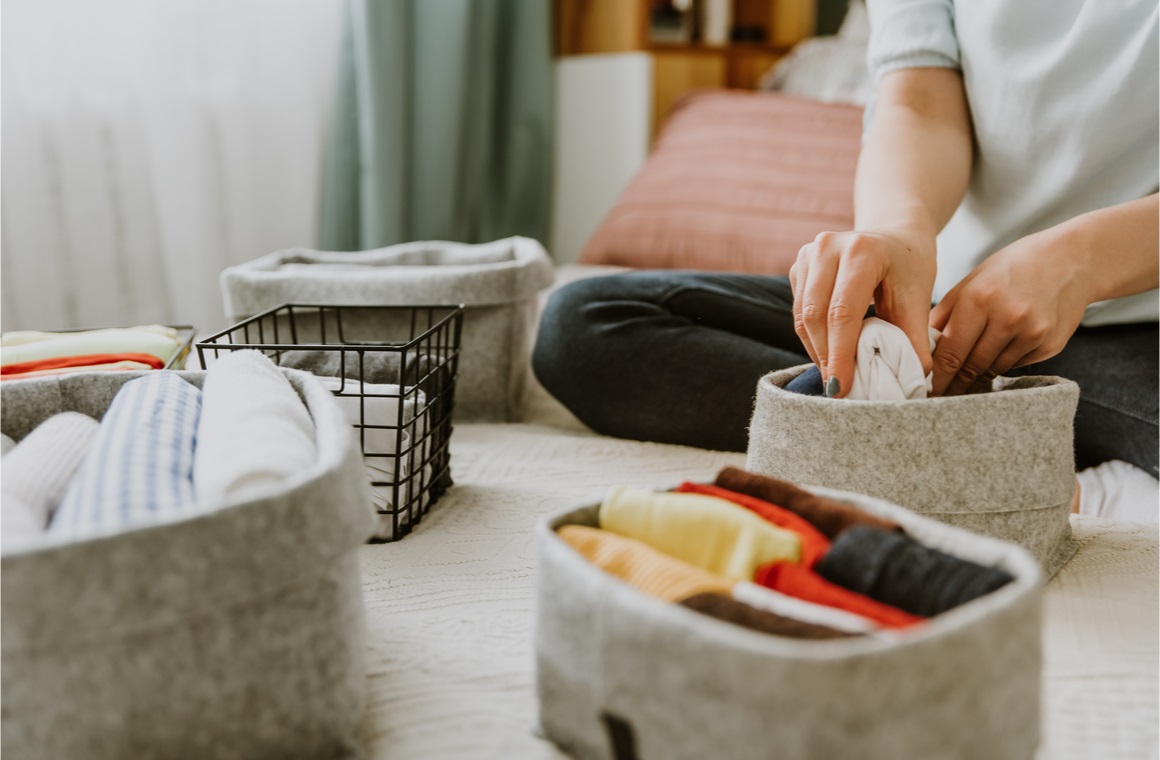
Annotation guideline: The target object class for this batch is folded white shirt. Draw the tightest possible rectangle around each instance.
[847,317,941,401]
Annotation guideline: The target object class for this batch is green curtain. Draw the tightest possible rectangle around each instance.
[320,0,553,251]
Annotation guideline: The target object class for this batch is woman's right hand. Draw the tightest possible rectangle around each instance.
[789,228,938,398]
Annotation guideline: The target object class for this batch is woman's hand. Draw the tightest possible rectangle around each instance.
[790,227,938,397]
[929,226,1090,396]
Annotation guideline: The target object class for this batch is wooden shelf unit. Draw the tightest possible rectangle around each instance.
[555,0,816,137]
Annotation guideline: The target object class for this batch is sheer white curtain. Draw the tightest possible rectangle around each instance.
[1,0,343,333]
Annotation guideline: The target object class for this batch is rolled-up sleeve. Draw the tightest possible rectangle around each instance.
[866,0,960,81]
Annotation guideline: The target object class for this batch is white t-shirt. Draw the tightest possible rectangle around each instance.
[866,0,1159,326]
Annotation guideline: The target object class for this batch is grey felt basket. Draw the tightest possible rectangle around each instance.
[1,370,375,760]
[747,367,1081,576]
[536,487,1044,760]
[220,236,555,422]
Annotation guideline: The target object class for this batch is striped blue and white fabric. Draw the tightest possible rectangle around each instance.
[52,372,202,537]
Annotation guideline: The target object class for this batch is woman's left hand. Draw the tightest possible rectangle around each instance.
[928,226,1091,396]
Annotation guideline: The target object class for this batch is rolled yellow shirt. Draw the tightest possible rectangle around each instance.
[598,485,801,582]
[557,525,733,602]
[0,328,179,367]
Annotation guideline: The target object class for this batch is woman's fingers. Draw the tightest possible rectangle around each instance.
[942,328,1015,397]
[799,237,841,378]
[930,305,988,396]
[790,249,822,368]
[965,336,1035,394]
[825,254,879,398]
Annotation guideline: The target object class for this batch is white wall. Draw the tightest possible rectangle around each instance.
[0,0,343,333]
[550,53,652,265]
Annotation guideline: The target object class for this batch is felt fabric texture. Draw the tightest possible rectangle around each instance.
[193,351,317,502]
[598,485,801,581]
[558,525,733,602]
[536,487,1044,760]
[715,466,901,539]
[732,580,882,634]
[747,368,1081,575]
[846,317,940,401]
[755,562,922,629]
[0,369,374,760]
[679,592,857,640]
[675,481,830,567]
[220,236,555,422]
[1,353,164,375]
[51,373,202,538]
[0,328,179,367]
[816,526,1016,618]
[0,413,99,548]
[1,360,158,381]
[278,348,438,387]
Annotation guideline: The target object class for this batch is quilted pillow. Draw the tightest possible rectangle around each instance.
[580,91,863,274]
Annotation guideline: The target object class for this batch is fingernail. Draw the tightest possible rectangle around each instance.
[825,376,840,398]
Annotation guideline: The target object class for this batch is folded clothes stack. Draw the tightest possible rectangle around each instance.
[0,325,185,381]
[278,349,443,538]
[1,351,316,550]
[558,466,1015,640]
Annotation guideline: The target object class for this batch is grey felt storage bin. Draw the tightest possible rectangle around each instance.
[1,370,375,760]
[536,487,1044,760]
[746,367,1081,576]
[220,236,555,422]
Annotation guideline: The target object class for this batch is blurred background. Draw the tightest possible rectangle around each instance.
[1,0,861,333]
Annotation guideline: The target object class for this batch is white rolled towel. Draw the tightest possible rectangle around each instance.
[319,376,426,461]
[318,376,430,539]
[732,581,882,634]
[1,412,100,549]
[194,351,317,501]
[847,317,941,401]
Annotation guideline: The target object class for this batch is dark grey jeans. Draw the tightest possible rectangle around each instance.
[532,271,1159,476]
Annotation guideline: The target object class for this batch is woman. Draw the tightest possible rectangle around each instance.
[534,0,1158,477]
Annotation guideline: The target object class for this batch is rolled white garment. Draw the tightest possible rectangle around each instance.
[1077,460,1159,523]
[1,413,99,548]
[1,433,16,456]
[733,580,882,634]
[319,376,426,461]
[194,351,317,501]
[847,317,941,401]
[319,376,430,539]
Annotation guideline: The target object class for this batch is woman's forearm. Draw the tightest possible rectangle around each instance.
[1057,193,1160,304]
[855,68,974,247]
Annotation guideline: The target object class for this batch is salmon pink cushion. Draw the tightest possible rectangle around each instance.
[580,91,863,274]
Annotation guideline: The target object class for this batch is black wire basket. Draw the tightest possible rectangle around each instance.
[195,303,465,542]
